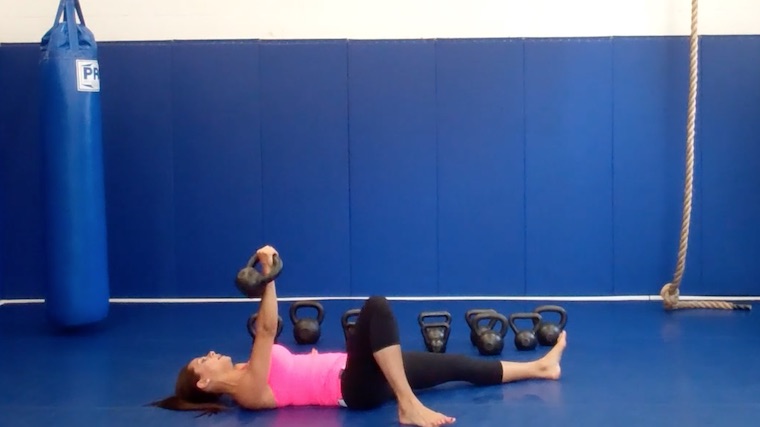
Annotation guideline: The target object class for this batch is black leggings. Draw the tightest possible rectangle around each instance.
[339,296,504,410]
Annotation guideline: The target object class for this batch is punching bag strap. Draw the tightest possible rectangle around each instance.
[52,0,86,51]
[73,0,86,25]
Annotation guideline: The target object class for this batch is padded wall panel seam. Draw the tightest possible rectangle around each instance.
[435,38,527,296]
[524,38,615,296]
[0,44,47,298]
[171,40,262,297]
[99,42,176,298]
[348,40,438,296]
[259,40,351,297]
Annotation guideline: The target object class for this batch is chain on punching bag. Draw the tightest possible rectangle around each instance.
[40,0,110,327]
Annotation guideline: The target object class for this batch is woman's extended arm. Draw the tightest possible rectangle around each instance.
[244,246,280,390]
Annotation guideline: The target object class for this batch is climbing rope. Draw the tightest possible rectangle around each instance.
[660,0,750,311]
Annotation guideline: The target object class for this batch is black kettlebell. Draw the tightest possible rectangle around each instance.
[508,312,541,351]
[465,309,499,346]
[532,305,568,346]
[469,312,509,356]
[417,311,452,353]
[290,300,325,345]
[247,313,283,341]
[341,308,361,343]
[235,252,283,298]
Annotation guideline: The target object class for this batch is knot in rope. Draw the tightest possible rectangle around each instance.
[660,282,751,311]
[660,283,680,309]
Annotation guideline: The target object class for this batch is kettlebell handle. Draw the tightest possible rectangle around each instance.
[418,311,452,328]
[471,312,509,338]
[235,253,283,298]
[533,305,567,329]
[508,312,542,334]
[341,308,361,329]
[290,300,325,324]
[464,309,498,331]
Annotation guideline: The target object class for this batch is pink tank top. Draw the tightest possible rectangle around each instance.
[266,344,348,407]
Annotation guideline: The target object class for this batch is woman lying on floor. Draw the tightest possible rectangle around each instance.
[150,245,567,427]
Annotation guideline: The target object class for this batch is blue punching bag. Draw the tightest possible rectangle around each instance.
[39,0,109,328]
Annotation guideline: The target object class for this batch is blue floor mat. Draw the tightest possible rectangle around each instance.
[1,299,758,426]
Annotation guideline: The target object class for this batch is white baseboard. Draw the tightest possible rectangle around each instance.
[1,294,759,305]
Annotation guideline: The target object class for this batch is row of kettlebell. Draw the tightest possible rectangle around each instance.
[246,302,567,357]
[248,300,325,345]
[247,303,414,347]
[465,305,567,356]
[417,305,568,356]
[246,302,391,345]
[465,305,568,354]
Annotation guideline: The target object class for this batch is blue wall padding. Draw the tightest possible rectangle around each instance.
[99,43,177,297]
[348,40,439,296]
[171,41,263,297]
[1,36,760,298]
[0,45,47,299]
[523,39,614,295]
[259,40,351,296]
[611,37,698,295]
[699,36,760,296]
[435,39,527,296]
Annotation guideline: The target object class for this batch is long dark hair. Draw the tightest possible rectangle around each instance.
[148,365,230,416]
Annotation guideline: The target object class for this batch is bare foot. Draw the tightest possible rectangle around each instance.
[398,401,456,427]
[537,331,567,380]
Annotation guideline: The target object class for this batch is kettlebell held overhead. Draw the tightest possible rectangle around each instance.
[235,251,283,298]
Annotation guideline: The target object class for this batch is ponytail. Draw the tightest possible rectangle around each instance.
[148,395,229,417]
[149,364,230,416]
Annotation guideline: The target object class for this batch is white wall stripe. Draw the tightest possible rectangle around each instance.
[1,295,758,305]
[1,0,758,44]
